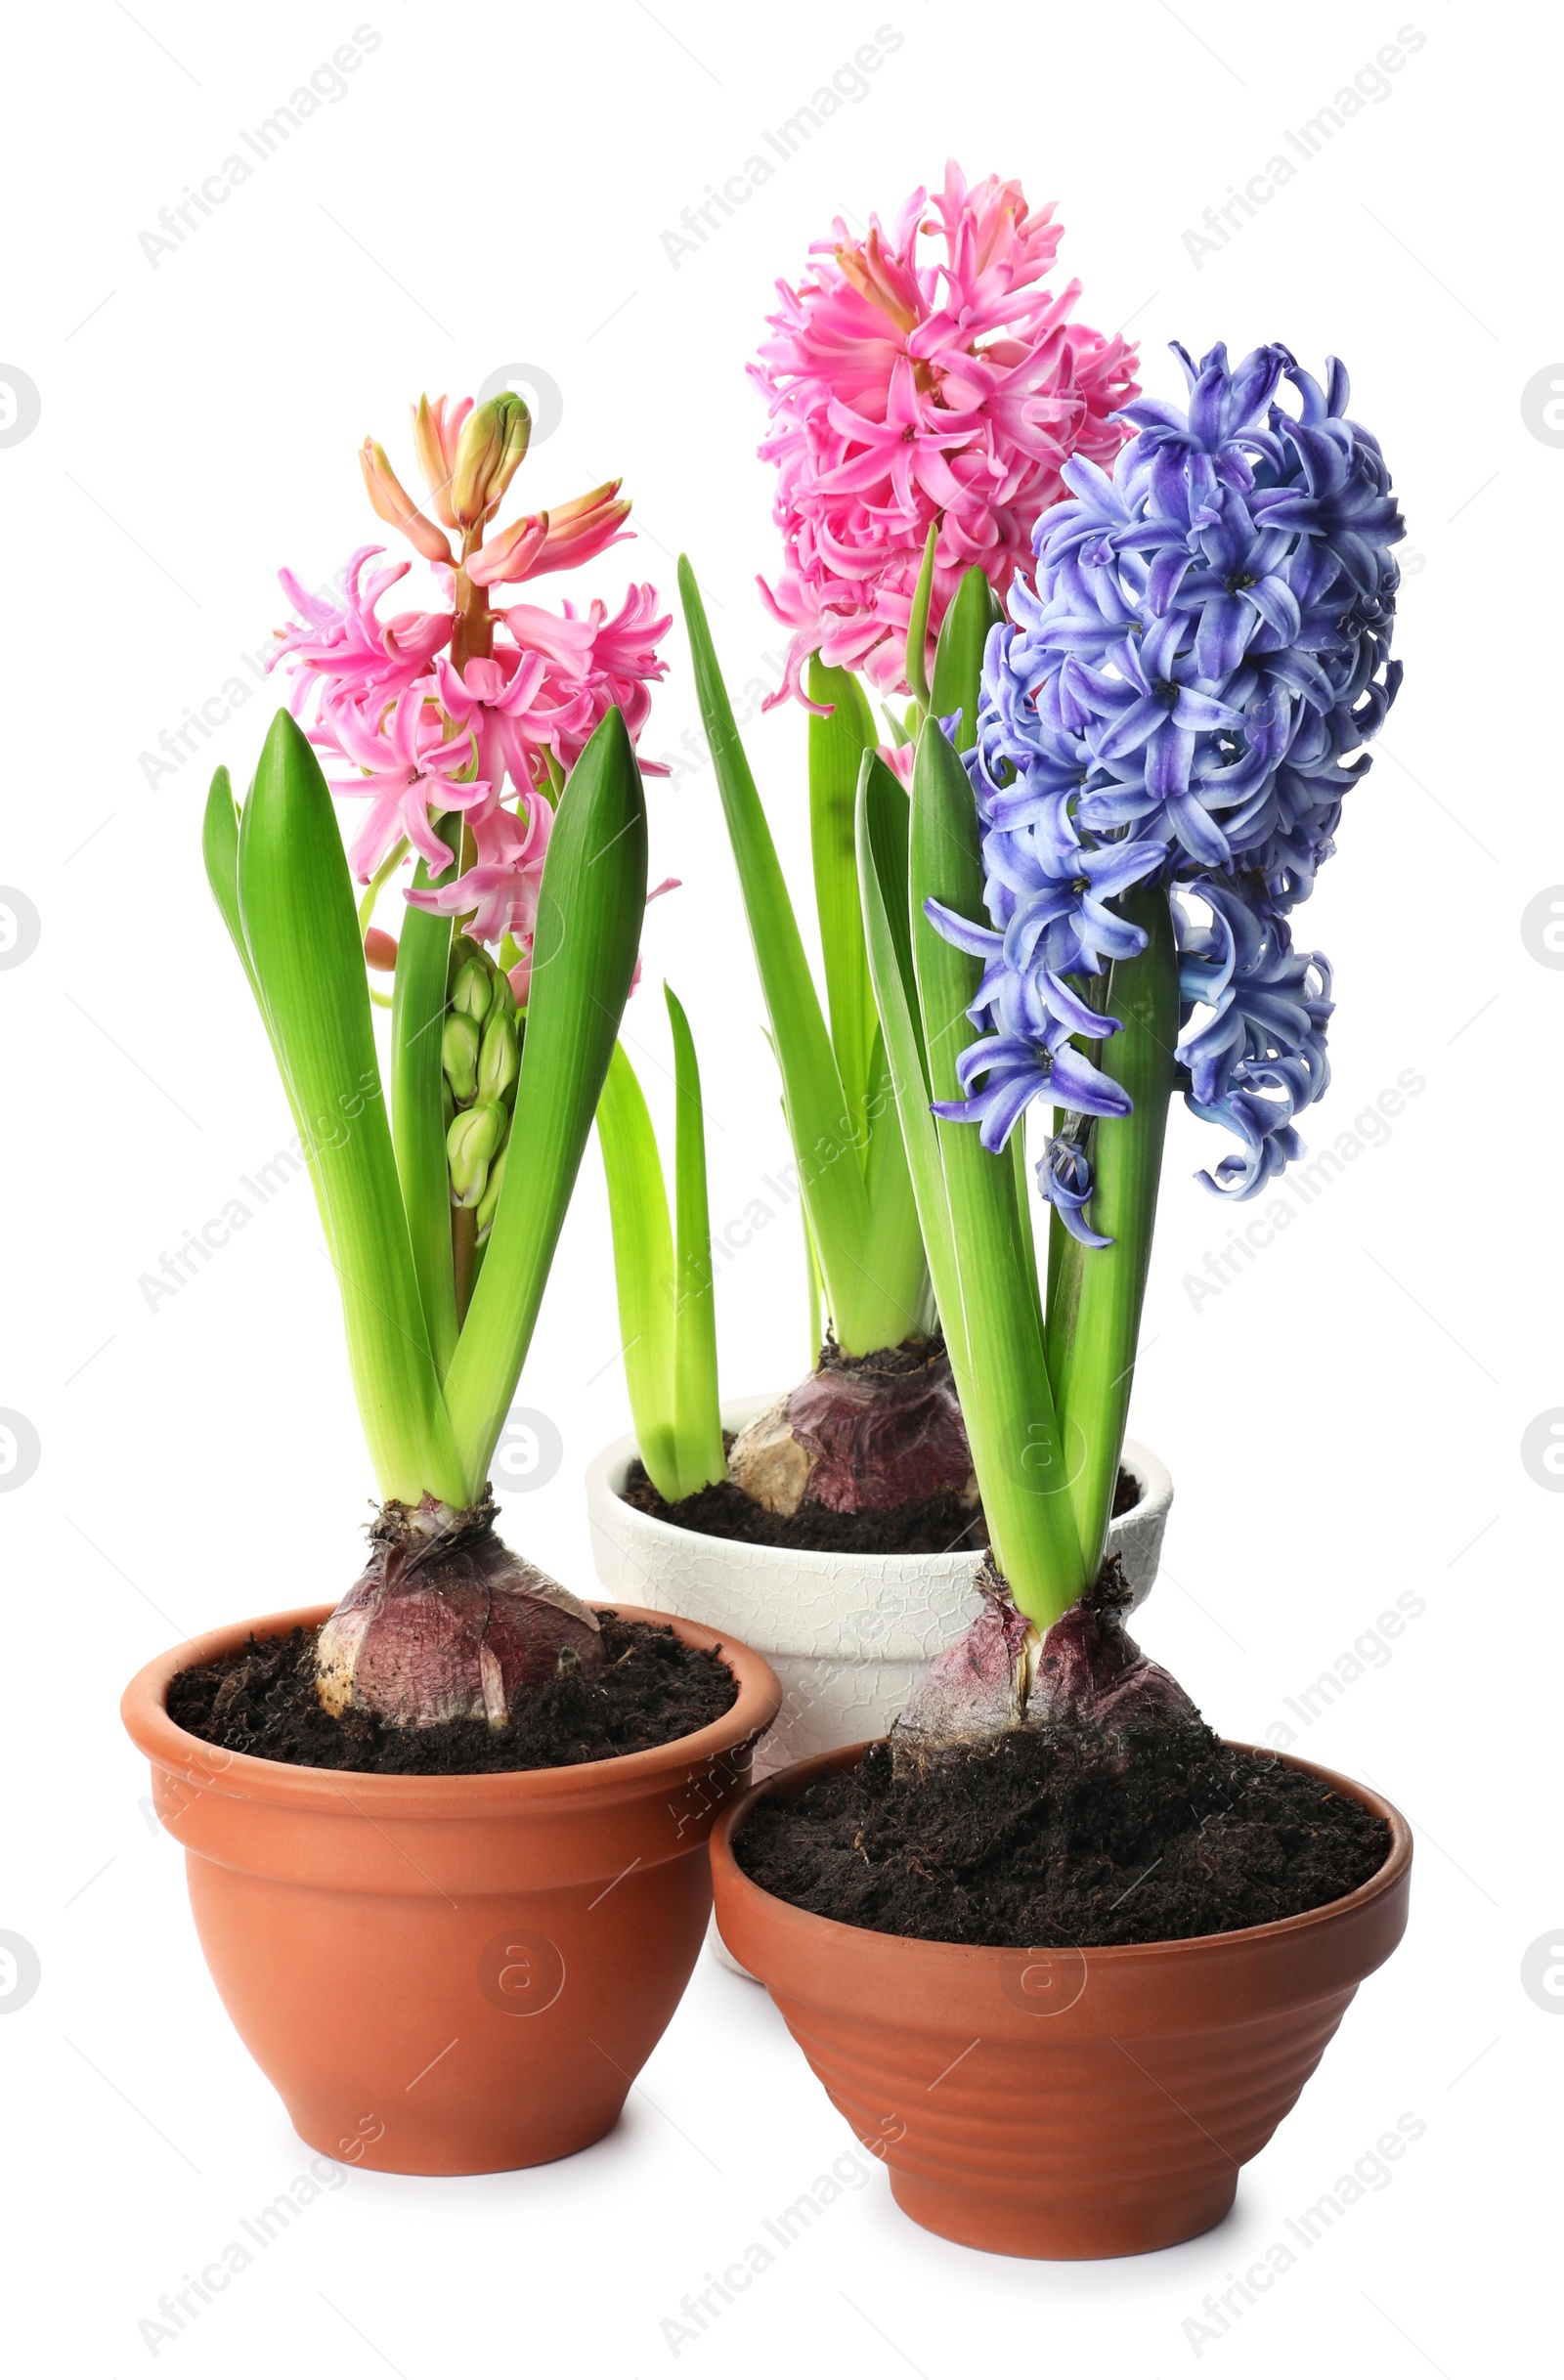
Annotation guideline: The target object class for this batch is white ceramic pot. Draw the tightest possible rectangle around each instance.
[585,1395,1172,1781]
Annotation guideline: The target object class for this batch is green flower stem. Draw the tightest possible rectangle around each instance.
[357,835,409,939]
[1050,885,1180,1583]
[903,523,937,713]
[391,818,462,1379]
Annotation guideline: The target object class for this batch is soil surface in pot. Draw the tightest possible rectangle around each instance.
[622,1449,1139,1556]
[167,1613,737,1775]
[734,1721,1390,1947]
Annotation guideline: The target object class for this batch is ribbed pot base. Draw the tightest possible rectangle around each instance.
[890,2167,1238,2261]
[712,1742,1412,2263]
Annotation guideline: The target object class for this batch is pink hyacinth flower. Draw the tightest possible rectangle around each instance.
[466,481,634,588]
[321,682,492,882]
[752,160,1140,707]
[406,784,554,953]
[270,546,453,721]
[500,584,673,774]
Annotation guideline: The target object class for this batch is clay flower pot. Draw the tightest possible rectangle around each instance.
[711,1743,1412,2261]
[587,1397,1173,1779]
[122,1600,780,2177]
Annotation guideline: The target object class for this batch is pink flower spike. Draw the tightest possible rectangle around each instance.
[752,162,1140,702]
[359,438,455,566]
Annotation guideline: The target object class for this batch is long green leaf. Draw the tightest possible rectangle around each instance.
[803,1198,823,1366]
[1052,886,1179,1580]
[861,1017,934,1337]
[236,712,464,1507]
[679,556,917,1357]
[808,655,931,1342]
[908,719,1083,1624]
[928,565,1001,756]
[444,706,647,1487]
[666,985,725,1493]
[596,1040,679,1499]
[391,818,461,1380]
[202,769,262,1008]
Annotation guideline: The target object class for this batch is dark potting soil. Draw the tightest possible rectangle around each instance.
[166,1613,738,1775]
[622,1450,1139,1557]
[734,1722,1391,1947]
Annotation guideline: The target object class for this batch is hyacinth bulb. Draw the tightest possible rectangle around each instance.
[316,1499,605,1729]
[727,1340,974,1520]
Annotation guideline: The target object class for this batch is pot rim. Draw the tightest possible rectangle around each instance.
[121,1600,782,1819]
[586,1398,1173,1570]
[712,1738,1412,1967]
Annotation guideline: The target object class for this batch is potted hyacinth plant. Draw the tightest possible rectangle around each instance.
[588,166,1172,1771]
[120,392,780,2178]
[711,341,1413,2259]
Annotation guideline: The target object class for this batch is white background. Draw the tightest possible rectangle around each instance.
[0,0,1556,2371]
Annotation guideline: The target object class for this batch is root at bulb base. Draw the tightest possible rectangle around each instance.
[891,1562,1198,1761]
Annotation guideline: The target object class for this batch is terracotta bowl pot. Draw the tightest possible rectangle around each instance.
[123,1601,780,2177]
[711,1742,1412,2260]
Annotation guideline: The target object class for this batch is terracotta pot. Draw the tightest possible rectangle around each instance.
[122,1601,780,2177]
[587,1397,1173,1778]
[711,1743,1412,2260]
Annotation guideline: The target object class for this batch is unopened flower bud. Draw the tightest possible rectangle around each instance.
[364,926,399,974]
[442,1011,480,1103]
[448,1101,506,1207]
[451,393,532,529]
[477,1009,519,1106]
[451,957,492,1022]
[359,437,454,565]
[475,1143,508,1242]
[410,392,469,531]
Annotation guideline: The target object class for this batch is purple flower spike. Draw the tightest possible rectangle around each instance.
[927,339,1402,1206]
